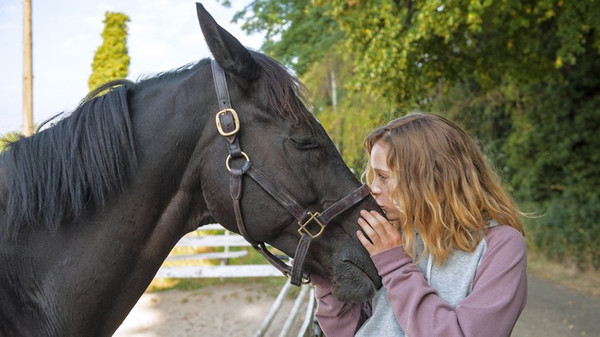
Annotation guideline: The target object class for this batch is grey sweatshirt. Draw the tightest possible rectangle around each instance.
[314,224,527,337]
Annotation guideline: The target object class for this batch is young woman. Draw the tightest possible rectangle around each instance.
[313,113,527,336]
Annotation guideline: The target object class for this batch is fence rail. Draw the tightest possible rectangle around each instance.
[155,224,322,337]
[156,224,284,278]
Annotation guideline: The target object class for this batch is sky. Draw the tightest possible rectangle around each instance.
[0,0,264,135]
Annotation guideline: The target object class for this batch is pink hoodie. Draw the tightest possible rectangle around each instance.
[314,225,527,336]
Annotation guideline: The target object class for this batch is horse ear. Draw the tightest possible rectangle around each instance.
[196,3,260,82]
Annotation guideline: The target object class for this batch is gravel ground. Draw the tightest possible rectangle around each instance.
[114,273,600,336]
[513,273,600,337]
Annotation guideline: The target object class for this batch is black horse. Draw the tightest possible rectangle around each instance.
[0,4,381,336]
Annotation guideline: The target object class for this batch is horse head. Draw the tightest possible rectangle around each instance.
[193,3,382,302]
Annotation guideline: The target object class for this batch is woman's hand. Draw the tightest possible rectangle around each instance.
[356,210,403,256]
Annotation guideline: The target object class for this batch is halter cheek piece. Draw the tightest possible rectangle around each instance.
[211,60,370,286]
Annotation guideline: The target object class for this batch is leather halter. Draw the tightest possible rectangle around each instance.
[211,60,371,286]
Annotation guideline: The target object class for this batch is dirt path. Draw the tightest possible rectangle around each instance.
[113,282,305,337]
[513,273,600,337]
[114,273,600,336]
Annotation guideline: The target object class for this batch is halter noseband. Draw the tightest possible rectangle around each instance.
[211,60,370,286]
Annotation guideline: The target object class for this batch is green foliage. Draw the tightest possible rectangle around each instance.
[88,12,130,91]
[319,0,599,107]
[504,64,600,268]
[302,48,395,173]
[236,0,600,269]
[0,132,22,152]
[232,0,341,75]
[425,81,520,193]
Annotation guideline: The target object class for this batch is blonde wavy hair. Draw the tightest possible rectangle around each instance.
[363,113,524,265]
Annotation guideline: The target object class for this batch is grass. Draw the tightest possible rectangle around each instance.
[148,276,288,294]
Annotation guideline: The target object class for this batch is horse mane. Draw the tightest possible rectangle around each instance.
[4,81,138,235]
[2,53,313,236]
[137,53,314,127]
[135,59,208,88]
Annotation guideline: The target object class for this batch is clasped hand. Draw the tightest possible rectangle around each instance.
[356,210,403,255]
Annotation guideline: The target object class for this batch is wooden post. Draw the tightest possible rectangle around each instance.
[22,0,34,136]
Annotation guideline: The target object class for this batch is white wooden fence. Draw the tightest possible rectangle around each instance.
[156,223,283,279]
[155,224,323,337]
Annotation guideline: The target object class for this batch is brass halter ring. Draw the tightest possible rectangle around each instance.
[225,152,250,172]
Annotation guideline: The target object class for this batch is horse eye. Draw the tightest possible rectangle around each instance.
[289,138,319,150]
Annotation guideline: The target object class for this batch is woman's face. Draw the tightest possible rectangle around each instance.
[369,140,401,221]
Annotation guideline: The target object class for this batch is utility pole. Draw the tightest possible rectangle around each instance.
[22,0,33,136]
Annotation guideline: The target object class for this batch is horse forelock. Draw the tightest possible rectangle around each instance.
[3,81,138,236]
[251,52,316,129]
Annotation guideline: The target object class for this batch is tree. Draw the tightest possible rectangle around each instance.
[232,0,341,75]
[504,65,600,268]
[88,12,130,91]
[0,132,22,152]
[317,0,599,107]
[236,0,600,269]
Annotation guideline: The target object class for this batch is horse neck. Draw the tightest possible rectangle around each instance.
[0,72,216,336]
[83,78,217,334]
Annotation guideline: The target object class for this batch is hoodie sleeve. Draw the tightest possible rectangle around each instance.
[313,274,370,337]
[371,225,527,337]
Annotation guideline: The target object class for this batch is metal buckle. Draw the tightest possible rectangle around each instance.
[215,108,240,137]
[297,212,326,239]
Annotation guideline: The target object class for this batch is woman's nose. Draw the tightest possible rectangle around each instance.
[370,183,381,196]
